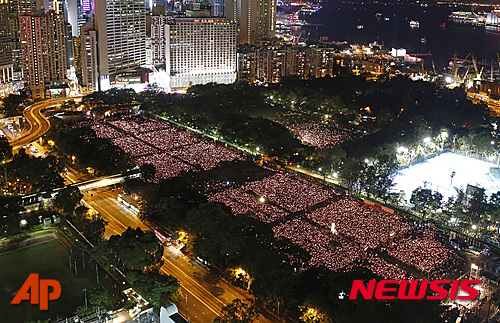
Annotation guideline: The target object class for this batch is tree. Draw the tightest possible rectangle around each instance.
[139,196,186,226]
[0,196,21,236]
[410,187,443,220]
[0,137,12,163]
[489,191,500,222]
[108,227,164,271]
[88,287,110,309]
[213,298,259,323]
[0,94,27,117]
[53,186,83,216]
[139,164,156,182]
[466,188,488,225]
[186,202,245,266]
[73,212,107,245]
[126,270,181,311]
[299,303,332,323]
[371,175,396,203]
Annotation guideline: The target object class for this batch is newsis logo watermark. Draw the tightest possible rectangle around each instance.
[347,279,481,300]
[11,274,61,310]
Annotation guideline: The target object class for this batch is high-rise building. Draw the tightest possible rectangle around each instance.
[77,0,93,37]
[163,17,236,90]
[183,0,212,17]
[286,47,310,78]
[18,0,38,13]
[80,21,98,92]
[20,11,67,98]
[46,11,69,82]
[94,0,147,90]
[237,47,256,83]
[309,47,337,78]
[73,36,81,74]
[150,14,168,66]
[224,0,276,45]
[0,0,14,97]
[208,0,223,17]
[256,47,285,84]
[237,45,339,84]
[19,12,49,98]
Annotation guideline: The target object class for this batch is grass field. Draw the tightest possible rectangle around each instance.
[0,239,100,322]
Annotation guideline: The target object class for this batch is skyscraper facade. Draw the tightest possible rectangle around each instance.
[20,11,67,98]
[164,17,236,90]
[150,14,168,66]
[224,0,276,45]
[0,0,14,97]
[208,0,223,17]
[80,21,98,92]
[94,0,147,89]
[19,12,49,98]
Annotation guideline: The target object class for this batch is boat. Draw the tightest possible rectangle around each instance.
[375,12,382,20]
[421,36,427,43]
[300,5,322,14]
[449,11,485,24]
[385,17,390,21]
[409,20,420,28]
[357,24,364,29]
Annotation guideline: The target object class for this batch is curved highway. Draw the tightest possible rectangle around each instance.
[9,97,81,149]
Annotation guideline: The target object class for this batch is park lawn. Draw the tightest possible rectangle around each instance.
[0,239,99,322]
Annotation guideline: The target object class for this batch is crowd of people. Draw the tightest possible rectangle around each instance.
[137,128,199,151]
[306,198,414,249]
[78,115,462,280]
[273,113,361,148]
[207,172,334,222]
[134,153,194,182]
[208,186,289,223]
[110,118,170,134]
[91,124,122,139]
[273,219,360,272]
[365,254,412,280]
[387,231,462,278]
[87,115,244,181]
[208,170,462,279]
[110,137,160,157]
[172,141,245,171]
[243,173,334,213]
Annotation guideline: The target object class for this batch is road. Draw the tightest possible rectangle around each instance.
[9,97,81,149]
[62,170,278,323]
[286,164,340,185]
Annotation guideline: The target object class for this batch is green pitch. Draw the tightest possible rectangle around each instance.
[0,239,99,322]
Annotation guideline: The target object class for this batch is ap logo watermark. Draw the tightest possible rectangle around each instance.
[11,273,61,310]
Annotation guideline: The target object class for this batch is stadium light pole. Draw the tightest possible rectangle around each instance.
[83,288,88,312]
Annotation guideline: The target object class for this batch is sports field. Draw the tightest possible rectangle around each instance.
[393,151,500,202]
[0,239,99,322]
